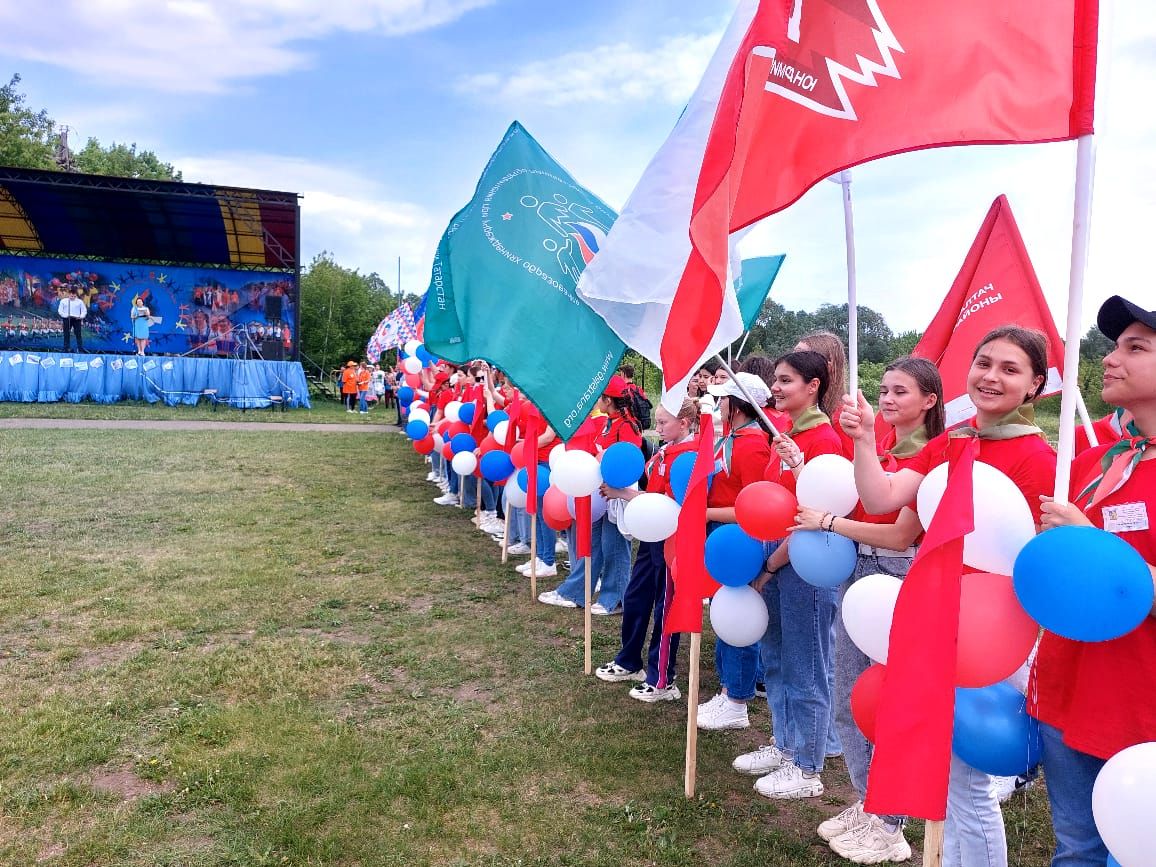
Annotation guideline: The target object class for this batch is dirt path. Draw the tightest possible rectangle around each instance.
[0,418,400,433]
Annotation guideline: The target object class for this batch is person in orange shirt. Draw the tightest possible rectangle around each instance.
[356,361,372,414]
[341,360,359,412]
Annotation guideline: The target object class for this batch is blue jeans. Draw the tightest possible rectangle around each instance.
[358,390,368,412]
[532,486,556,567]
[1039,723,1109,866]
[944,753,1007,867]
[461,478,495,511]
[553,516,629,610]
[761,560,838,774]
[505,499,527,545]
[614,540,680,685]
[834,552,912,824]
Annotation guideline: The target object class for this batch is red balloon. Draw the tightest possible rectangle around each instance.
[851,663,887,743]
[510,445,527,470]
[404,372,421,388]
[956,572,1038,687]
[542,486,573,531]
[413,436,435,455]
[435,419,452,436]
[440,443,454,460]
[735,481,798,541]
[478,435,499,455]
[446,421,470,439]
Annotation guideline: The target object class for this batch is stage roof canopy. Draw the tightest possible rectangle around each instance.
[0,167,299,271]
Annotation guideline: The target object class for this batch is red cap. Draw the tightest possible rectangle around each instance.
[602,374,628,399]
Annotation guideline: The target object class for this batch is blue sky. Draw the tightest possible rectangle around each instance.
[2,0,1154,335]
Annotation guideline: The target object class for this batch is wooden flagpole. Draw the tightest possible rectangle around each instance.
[584,561,593,675]
[684,632,701,797]
[500,502,511,564]
[922,821,944,867]
[457,472,464,508]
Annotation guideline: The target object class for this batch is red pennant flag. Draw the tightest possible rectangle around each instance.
[522,408,542,516]
[913,195,1067,427]
[567,416,602,560]
[659,0,1097,385]
[865,437,976,819]
[664,413,721,634]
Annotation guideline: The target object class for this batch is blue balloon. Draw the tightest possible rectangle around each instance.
[416,346,434,365]
[397,386,415,405]
[516,464,551,494]
[601,442,646,488]
[788,530,857,588]
[1107,855,1122,867]
[670,452,716,505]
[459,403,476,425]
[486,410,510,432]
[450,433,477,454]
[1014,525,1154,642]
[567,491,608,523]
[480,450,515,482]
[952,682,1041,777]
[705,524,765,587]
[405,420,429,441]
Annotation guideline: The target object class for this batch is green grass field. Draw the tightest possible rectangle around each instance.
[0,425,1056,866]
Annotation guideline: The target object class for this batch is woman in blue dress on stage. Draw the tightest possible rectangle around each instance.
[130,296,151,355]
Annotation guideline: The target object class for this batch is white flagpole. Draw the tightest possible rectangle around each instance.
[839,170,859,396]
[1054,135,1098,502]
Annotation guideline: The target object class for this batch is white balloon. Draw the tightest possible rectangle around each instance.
[916,461,1035,575]
[493,420,510,445]
[444,401,462,423]
[551,450,602,497]
[431,433,445,450]
[1093,741,1156,867]
[408,409,431,425]
[451,451,477,476]
[504,472,528,509]
[622,493,681,542]
[548,443,567,469]
[796,454,859,516]
[403,339,421,356]
[841,574,903,663]
[402,356,422,375]
[709,586,770,647]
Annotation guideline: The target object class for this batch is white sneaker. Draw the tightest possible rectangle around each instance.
[991,775,1019,803]
[590,602,621,616]
[595,662,646,683]
[733,744,786,776]
[697,693,727,719]
[517,559,557,577]
[754,763,824,799]
[818,801,867,842]
[479,519,504,534]
[516,558,547,574]
[537,590,577,608]
[555,539,568,554]
[433,493,457,505]
[630,682,681,703]
[425,472,437,481]
[507,542,531,555]
[828,814,912,864]
[698,700,749,731]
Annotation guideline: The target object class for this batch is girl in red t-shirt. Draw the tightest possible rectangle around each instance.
[786,356,944,859]
[1033,296,1156,866]
[796,330,854,458]
[842,327,1058,867]
[595,398,699,701]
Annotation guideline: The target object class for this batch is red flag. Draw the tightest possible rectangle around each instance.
[522,408,542,516]
[660,0,1097,385]
[664,414,721,634]
[567,416,602,560]
[865,437,975,819]
[913,195,1067,427]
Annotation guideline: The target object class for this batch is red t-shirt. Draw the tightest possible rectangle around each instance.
[645,438,698,499]
[708,427,773,508]
[596,414,643,450]
[849,448,928,525]
[904,426,1058,524]
[1074,412,1127,455]
[830,403,856,459]
[764,422,843,496]
[1031,449,1156,759]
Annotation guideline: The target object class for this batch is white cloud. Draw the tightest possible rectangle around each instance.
[457,32,720,107]
[0,0,493,93]
[174,154,440,292]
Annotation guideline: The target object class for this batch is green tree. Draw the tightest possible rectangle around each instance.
[0,74,55,169]
[74,138,181,181]
[889,330,921,358]
[298,253,396,373]
[1079,323,1114,362]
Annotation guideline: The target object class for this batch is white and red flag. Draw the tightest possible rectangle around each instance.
[913,195,1067,427]
[579,0,1097,401]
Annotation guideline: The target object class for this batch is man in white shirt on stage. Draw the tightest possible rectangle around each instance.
[57,287,87,353]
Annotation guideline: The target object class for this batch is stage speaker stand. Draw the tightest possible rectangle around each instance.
[264,295,283,321]
[261,339,284,361]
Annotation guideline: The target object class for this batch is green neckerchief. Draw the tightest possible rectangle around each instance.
[789,405,830,436]
[948,403,1045,441]
[715,419,758,476]
[889,425,930,460]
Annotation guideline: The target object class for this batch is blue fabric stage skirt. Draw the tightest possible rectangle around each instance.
[0,351,311,409]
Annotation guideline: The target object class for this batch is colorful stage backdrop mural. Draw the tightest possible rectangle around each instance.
[0,255,297,358]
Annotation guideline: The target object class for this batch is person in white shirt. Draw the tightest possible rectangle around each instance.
[57,288,87,352]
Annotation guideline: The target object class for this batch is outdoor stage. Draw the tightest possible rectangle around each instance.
[0,351,310,409]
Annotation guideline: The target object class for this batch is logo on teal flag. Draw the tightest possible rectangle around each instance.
[425,122,626,440]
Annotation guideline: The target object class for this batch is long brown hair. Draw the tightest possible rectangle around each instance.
[884,356,945,439]
[797,330,847,417]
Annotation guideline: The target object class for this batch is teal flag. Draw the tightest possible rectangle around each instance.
[424,122,626,441]
[737,255,786,331]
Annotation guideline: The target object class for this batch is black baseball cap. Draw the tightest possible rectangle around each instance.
[1098,295,1156,341]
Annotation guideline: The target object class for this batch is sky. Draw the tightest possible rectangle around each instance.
[1,0,1154,337]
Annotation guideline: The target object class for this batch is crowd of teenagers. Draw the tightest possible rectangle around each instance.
[400,295,1156,867]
